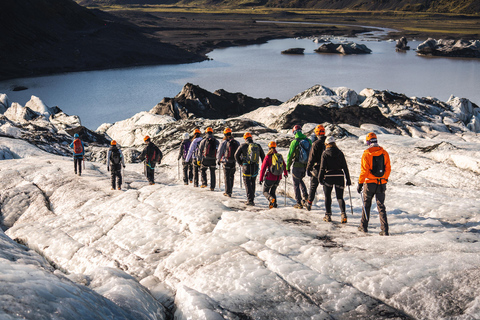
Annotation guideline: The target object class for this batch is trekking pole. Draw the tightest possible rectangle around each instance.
[348,185,354,215]
[239,166,242,189]
[284,177,287,207]
[177,160,180,181]
[83,158,85,170]
[219,165,222,192]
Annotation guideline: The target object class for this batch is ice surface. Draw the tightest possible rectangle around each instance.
[0,90,479,319]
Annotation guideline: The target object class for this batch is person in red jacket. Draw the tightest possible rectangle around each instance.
[259,141,288,209]
[357,132,391,236]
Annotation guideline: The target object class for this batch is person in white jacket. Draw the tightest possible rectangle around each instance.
[106,140,125,190]
[185,128,203,187]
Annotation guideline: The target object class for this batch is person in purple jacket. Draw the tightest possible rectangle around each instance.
[259,141,288,209]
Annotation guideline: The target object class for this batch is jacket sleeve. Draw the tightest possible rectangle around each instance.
[286,140,298,170]
[318,153,327,182]
[341,152,351,184]
[306,141,320,172]
[235,144,244,165]
[259,155,269,182]
[283,159,288,177]
[138,147,147,162]
[156,146,163,163]
[259,145,266,162]
[106,150,111,167]
[185,139,197,162]
[81,141,85,155]
[70,142,74,149]
[178,141,184,160]
[383,150,391,181]
[358,150,369,184]
[217,140,226,163]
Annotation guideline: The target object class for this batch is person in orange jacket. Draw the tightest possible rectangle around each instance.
[357,132,391,236]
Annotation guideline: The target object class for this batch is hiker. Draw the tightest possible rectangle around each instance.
[259,141,288,209]
[138,135,162,185]
[185,128,203,187]
[70,133,85,176]
[178,132,193,185]
[106,140,125,190]
[235,132,265,206]
[286,125,312,209]
[305,125,327,211]
[357,132,391,236]
[217,127,240,197]
[318,136,351,223]
[198,127,219,190]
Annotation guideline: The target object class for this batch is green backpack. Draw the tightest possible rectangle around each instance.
[270,153,284,176]
[246,143,260,164]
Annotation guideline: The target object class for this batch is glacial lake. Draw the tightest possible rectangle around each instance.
[1,37,480,129]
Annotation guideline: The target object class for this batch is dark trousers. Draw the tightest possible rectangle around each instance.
[182,161,193,184]
[360,183,388,232]
[193,163,200,187]
[201,165,216,189]
[243,176,257,202]
[223,164,236,195]
[111,166,122,189]
[292,167,308,204]
[263,179,280,202]
[307,169,320,203]
[323,185,346,215]
[145,165,155,184]
[74,157,83,174]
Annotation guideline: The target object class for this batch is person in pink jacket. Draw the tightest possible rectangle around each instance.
[259,141,288,209]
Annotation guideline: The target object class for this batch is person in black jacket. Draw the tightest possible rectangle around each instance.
[234,132,265,206]
[305,125,326,211]
[107,140,126,190]
[138,135,162,185]
[198,127,220,191]
[178,132,193,185]
[318,136,351,223]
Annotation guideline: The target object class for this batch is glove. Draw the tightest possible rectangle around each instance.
[107,167,110,172]
[284,174,288,178]
[357,183,363,194]
[259,180,263,185]
[197,161,201,166]
[217,161,221,166]
[346,179,351,186]
[320,179,324,185]
[287,169,291,174]
[123,165,126,168]
[307,170,312,177]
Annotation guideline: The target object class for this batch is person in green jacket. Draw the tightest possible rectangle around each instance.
[286,125,312,209]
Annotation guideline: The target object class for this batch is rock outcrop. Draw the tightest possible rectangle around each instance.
[396,37,410,51]
[315,42,372,55]
[416,39,480,58]
[150,83,282,120]
[281,48,305,54]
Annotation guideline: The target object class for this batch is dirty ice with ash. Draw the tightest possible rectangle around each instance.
[0,84,479,320]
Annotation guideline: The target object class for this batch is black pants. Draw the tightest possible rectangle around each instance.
[307,168,320,203]
[145,164,155,184]
[360,183,388,232]
[74,157,83,175]
[292,167,308,204]
[111,166,122,189]
[263,179,280,202]
[193,163,200,187]
[182,161,193,184]
[323,184,346,215]
[223,164,236,195]
[201,165,216,189]
[243,176,257,202]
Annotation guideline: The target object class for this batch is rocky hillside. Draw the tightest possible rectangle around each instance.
[77,0,480,14]
[0,0,203,80]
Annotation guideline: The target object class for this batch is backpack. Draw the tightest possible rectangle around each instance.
[270,153,284,176]
[371,154,385,177]
[203,137,217,159]
[296,138,311,164]
[73,139,83,154]
[153,147,162,164]
[224,139,239,163]
[110,148,121,165]
[183,140,191,160]
[245,143,260,164]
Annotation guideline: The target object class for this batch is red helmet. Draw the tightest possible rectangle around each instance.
[292,125,302,133]
[268,141,277,148]
[314,125,325,136]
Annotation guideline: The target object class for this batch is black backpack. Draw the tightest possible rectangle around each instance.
[371,154,385,177]
[203,137,217,159]
[110,148,121,165]
[224,139,239,163]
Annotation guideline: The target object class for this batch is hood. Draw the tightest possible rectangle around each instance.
[324,146,342,157]
[366,146,384,156]
[294,131,307,140]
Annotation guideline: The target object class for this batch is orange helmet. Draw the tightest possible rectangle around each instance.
[206,127,213,133]
[366,132,377,141]
[268,141,277,148]
[223,127,232,134]
[243,132,252,139]
[314,125,325,136]
[111,140,117,146]
[143,135,150,142]
[193,128,201,135]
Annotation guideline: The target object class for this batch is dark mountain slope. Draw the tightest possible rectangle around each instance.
[0,0,203,80]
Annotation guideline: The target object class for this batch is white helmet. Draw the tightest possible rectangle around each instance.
[325,136,335,144]
[183,133,189,139]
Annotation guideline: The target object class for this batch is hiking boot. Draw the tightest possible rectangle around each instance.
[245,201,255,206]
[189,180,193,183]
[223,192,228,197]
[149,182,155,185]
[111,187,115,190]
[200,185,207,188]
[293,203,303,209]
[379,230,389,236]
[305,201,312,211]
[341,213,347,224]
[323,215,332,222]
[78,173,81,176]
[210,187,215,191]
[269,198,276,209]
[118,187,121,190]
[184,182,189,185]
[273,201,278,208]
[358,226,368,233]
